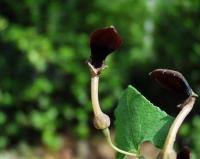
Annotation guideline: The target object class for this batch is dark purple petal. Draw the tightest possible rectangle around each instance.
[177,147,190,159]
[149,69,193,97]
[89,26,122,68]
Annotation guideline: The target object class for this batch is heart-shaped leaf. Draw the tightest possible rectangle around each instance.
[115,86,174,158]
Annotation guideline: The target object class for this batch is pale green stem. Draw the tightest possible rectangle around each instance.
[91,75,103,116]
[90,74,138,157]
[162,96,196,159]
[103,128,138,157]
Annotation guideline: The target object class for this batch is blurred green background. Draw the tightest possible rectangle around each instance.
[0,0,200,158]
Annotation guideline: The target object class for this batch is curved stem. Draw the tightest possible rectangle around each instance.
[89,63,138,157]
[103,128,138,157]
[162,96,196,159]
[91,75,103,116]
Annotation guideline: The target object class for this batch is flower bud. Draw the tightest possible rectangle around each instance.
[149,69,193,98]
[89,26,122,68]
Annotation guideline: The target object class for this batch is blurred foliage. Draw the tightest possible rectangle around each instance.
[154,0,200,79]
[0,0,200,156]
[0,0,148,151]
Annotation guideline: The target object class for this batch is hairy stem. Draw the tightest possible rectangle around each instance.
[162,96,196,159]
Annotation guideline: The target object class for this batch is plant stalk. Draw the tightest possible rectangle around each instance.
[89,63,138,157]
[103,128,138,157]
[162,96,196,159]
[91,75,103,116]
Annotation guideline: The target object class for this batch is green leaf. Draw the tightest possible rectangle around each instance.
[115,85,174,158]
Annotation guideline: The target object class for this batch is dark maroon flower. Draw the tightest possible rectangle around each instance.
[89,26,122,68]
[177,147,190,159]
[149,69,193,98]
